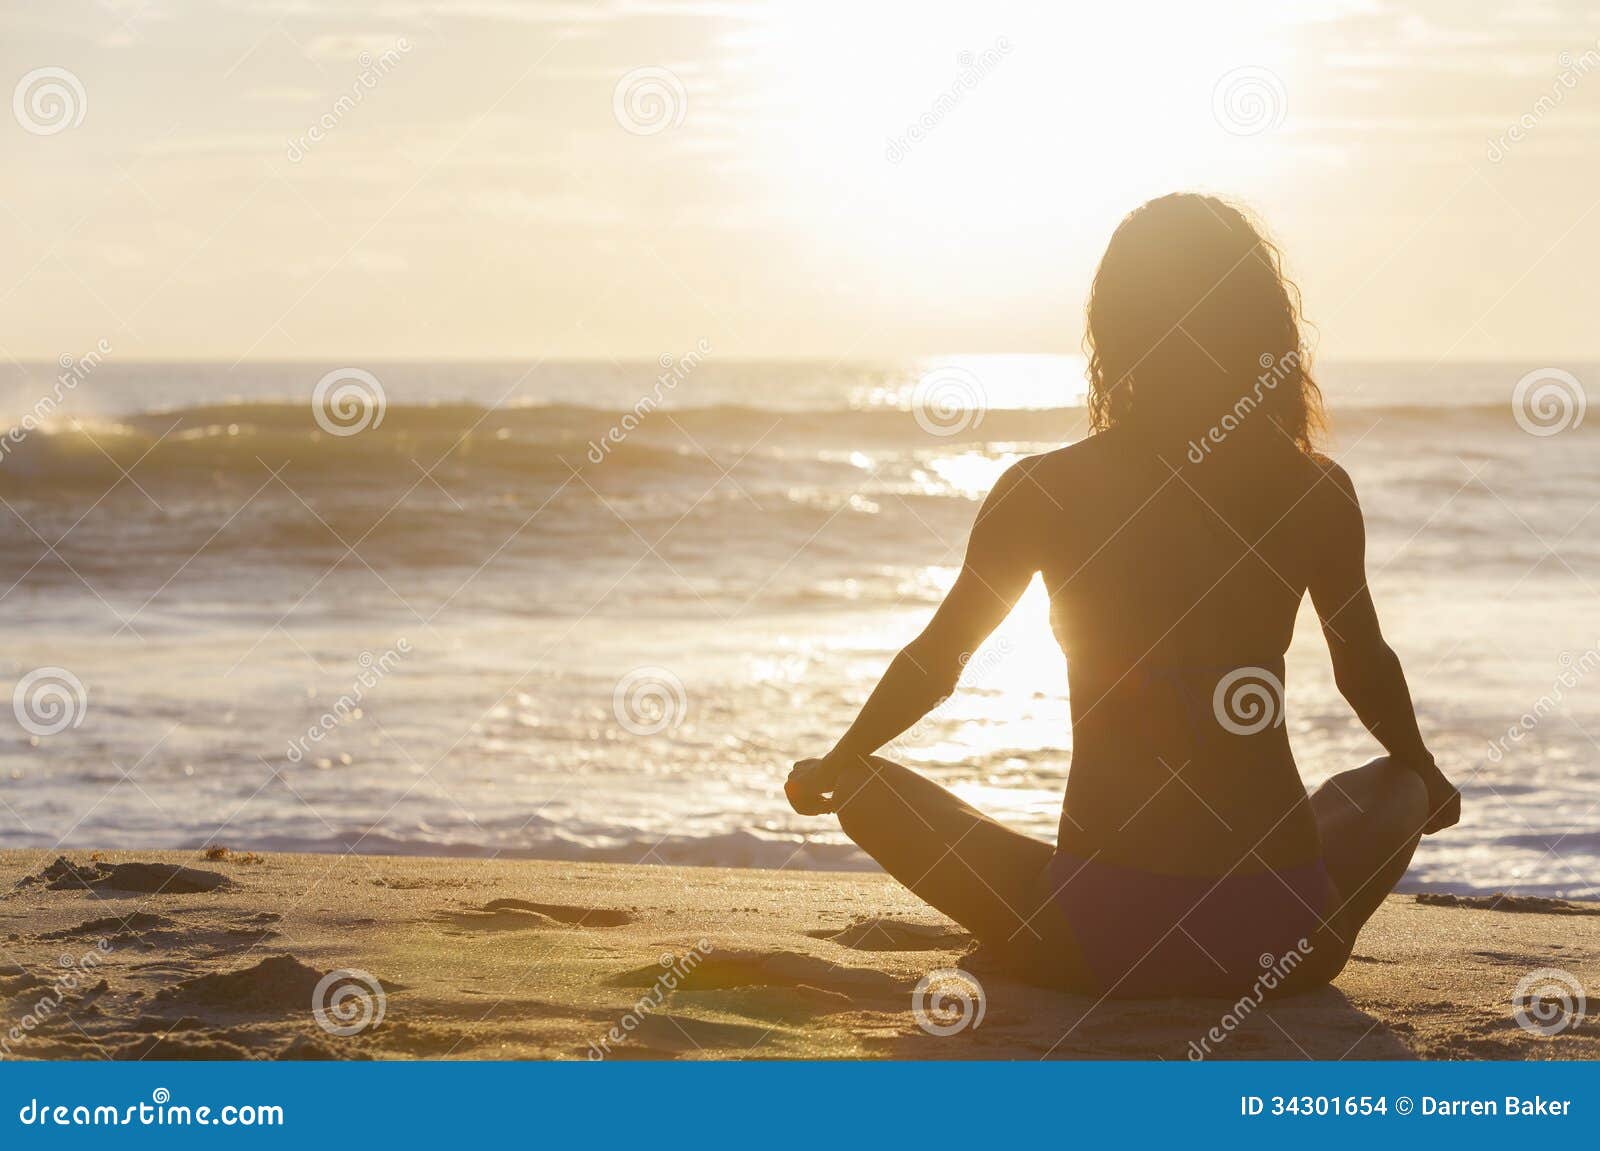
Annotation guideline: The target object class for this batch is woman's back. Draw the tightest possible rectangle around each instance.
[1030,430,1337,874]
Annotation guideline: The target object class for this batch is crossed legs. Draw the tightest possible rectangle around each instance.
[832,753,1432,994]
[1309,755,1429,943]
[831,755,1053,944]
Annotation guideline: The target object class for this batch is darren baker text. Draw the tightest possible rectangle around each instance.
[1420,1095,1571,1117]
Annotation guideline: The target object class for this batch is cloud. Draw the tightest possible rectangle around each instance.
[301,32,415,63]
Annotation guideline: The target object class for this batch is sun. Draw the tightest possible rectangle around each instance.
[738,0,1296,296]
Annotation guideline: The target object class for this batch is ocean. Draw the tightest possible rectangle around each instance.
[1,356,1596,897]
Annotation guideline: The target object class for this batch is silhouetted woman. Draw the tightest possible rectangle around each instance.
[786,193,1460,997]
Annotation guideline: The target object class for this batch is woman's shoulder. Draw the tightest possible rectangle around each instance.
[1017,430,1115,475]
[991,437,1102,498]
[1303,450,1358,499]
[1289,451,1367,544]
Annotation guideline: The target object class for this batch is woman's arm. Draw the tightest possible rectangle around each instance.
[786,460,1040,811]
[1308,462,1460,832]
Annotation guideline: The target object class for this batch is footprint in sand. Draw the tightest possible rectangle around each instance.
[432,898,634,933]
[38,909,280,953]
[581,1010,781,1058]
[1416,893,1600,916]
[110,1034,262,1061]
[39,911,174,941]
[805,917,970,952]
[0,963,51,997]
[155,954,404,1016]
[608,948,904,1004]
[15,856,232,895]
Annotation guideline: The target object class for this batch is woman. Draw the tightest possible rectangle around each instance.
[786,194,1461,998]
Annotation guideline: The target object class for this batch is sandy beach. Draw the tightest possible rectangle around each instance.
[1,850,1595,1061]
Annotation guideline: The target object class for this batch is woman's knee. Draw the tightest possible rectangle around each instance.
[1368,758,1429,840]
[832,754,902,814]
[1276,925,1354,994]
[1315,757,1426,836]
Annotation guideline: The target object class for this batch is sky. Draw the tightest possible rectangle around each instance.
[2,0,1599,363]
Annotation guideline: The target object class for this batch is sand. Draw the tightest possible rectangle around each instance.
[1,849,1596,1061]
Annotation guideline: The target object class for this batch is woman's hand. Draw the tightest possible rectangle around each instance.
[785,756,843,816]
[1412,757,1461,834]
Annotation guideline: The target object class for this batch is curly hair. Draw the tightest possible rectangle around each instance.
[1084,193,1324,454]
